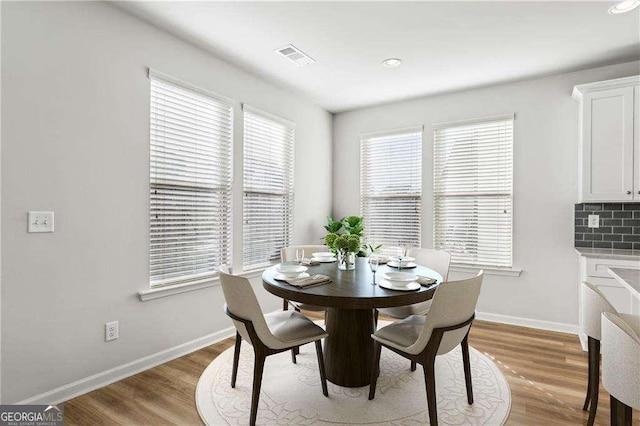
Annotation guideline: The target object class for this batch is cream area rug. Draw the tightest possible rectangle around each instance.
[196,323,511,425]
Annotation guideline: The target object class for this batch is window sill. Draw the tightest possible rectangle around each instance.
[449,264,522,277]
[138,268,267,302]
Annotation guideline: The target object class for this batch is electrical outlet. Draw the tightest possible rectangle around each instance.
[588,215,600,228]
[28,211,54,233]
[105,321,119,342]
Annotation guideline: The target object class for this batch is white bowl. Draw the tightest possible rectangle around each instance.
[389,256,416,266]
[312,252,335,259]
[277,264,308,277]
[383,272,418,286]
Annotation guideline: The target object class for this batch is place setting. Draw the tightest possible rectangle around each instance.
[273,263,332,288]
[368,257,438,292]
[377,271,421,291]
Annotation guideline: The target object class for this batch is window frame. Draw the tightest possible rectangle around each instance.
[241,104,296,272]
[360,126,423,255]
[147,69,234,290]
[432,113,515,269]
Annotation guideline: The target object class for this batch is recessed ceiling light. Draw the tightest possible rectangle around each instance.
[382,58,402,68]
[608,0,640,14]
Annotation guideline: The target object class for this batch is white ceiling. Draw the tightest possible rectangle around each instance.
[114,1,640,113]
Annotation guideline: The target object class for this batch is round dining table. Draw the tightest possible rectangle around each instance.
[262,256,443,388]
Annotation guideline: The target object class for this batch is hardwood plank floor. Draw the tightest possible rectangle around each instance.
[64,318,639,425]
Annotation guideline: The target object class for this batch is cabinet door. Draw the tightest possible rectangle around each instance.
[582,87,634,201]
[635,86,640,200]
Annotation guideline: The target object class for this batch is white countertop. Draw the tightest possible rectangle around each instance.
[608,267,640,301]
[575,247,640,261]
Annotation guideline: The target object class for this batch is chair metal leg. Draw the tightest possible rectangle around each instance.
[368,341,382,400]
[249,352,266,426]
[410,360,417,371]
[315,340,329,397]
[423,355,438,426]
[587,336,600,426]
[291,348,297,364]
[461,334,474,404]
[231,332,241,388]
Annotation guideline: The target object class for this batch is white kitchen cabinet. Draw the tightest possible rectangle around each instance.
[577,254,640,351]
[573,76,640,202]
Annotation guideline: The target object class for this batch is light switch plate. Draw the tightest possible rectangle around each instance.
[28,211,54,233]
[588,214,600,228]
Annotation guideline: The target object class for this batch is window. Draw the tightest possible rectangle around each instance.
[243,105,295,270]
[149,70,233,288]
[360,128,422,254]
[433,114,514,268]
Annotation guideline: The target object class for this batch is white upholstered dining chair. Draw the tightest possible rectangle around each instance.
[601,312,640,426]
[369,271,483,426]
[579,281,635,426]
[376,248,451,371]
[378,248,451,319]
[219,268,329,426]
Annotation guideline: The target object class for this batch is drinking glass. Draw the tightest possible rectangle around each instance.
[369,257,379,285]
[396,246,406,271]
[295,249,304,264]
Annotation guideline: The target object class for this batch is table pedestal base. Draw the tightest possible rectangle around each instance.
[324,307,375,387]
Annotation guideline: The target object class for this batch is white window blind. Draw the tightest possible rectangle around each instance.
[243,106,295,270]
[149,70,233,288]
[433,115,513,268]
[360,128,422,254]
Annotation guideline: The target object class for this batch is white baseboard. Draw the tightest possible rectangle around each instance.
[16,326,236,405]
[476,311,579,335]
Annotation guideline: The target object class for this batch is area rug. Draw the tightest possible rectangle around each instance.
[196,323,511,425]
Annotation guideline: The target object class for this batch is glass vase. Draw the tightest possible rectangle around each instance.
[337,251,356,270]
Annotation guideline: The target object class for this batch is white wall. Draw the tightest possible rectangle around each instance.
[333,61,640,328]
[1,2,332,403]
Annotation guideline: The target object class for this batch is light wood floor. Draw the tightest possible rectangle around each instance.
[64,318,639,425]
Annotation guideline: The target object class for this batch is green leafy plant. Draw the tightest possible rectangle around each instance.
[323,215,367,257]
[364,242,383,256]
[324,216,343,234]
[342,216,364,236]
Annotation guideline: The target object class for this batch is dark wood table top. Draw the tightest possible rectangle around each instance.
[262,257,443,309]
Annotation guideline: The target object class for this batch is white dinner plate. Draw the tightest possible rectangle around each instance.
[312,257,337,263]
[387,261,417,269]
[275,272,310,281]
[378,279,420,291]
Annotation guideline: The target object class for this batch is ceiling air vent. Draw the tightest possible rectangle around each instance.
[274,44,316,67]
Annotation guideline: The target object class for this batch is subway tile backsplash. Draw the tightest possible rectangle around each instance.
[575,203,640,250]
